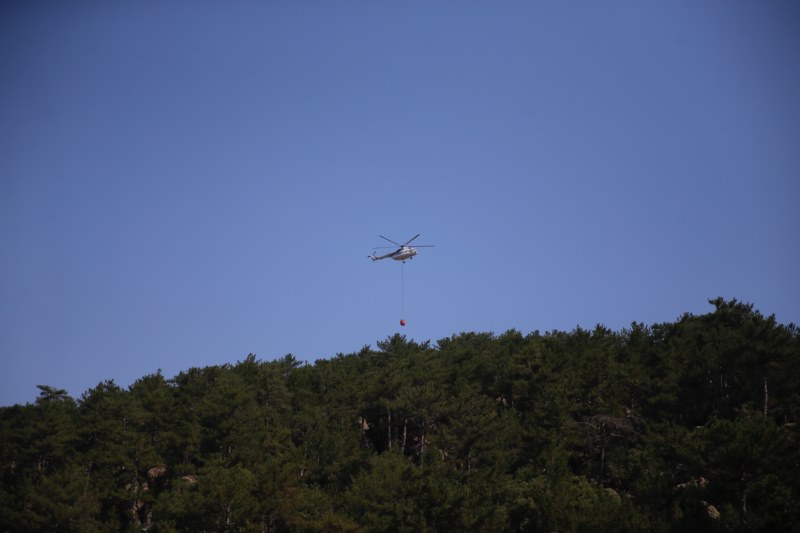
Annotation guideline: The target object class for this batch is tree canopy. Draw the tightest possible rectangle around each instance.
[1,299,798,531]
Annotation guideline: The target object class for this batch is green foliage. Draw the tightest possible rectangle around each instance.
[1,298,798,530]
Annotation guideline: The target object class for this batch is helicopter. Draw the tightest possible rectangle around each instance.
[368,234,434,262]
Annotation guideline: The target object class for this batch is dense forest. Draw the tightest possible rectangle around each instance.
[1,298,799,532]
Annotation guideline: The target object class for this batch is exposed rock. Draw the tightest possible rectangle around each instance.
[702,500,720,520]
[148,465,167,481]
[124,481,148,493]
[181,474,198,486]
[604,487,622,503]
[674,477,709,491]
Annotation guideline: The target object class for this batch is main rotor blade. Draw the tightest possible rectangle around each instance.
[402,234,421,246]
[379,235,402,246]
[372,245,434,249]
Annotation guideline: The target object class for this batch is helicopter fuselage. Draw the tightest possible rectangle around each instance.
[369,246,417,262]
[392,246,417,261]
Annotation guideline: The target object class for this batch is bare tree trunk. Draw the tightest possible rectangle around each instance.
[763,376,769,417]
[387,409,392,450]
[402,419,408,453]
[599,445,606,488]
[131,467,141,528]
[741,487,747,527]
[420,421,426,466]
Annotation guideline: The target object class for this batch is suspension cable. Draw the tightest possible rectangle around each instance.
[401,261,405,319]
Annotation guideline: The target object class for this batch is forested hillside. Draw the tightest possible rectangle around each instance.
[1,299,798,532]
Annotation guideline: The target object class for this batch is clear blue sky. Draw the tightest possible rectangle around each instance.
[2,1,798,406]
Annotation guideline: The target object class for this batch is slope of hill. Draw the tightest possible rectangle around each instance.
[1,298,798,531]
